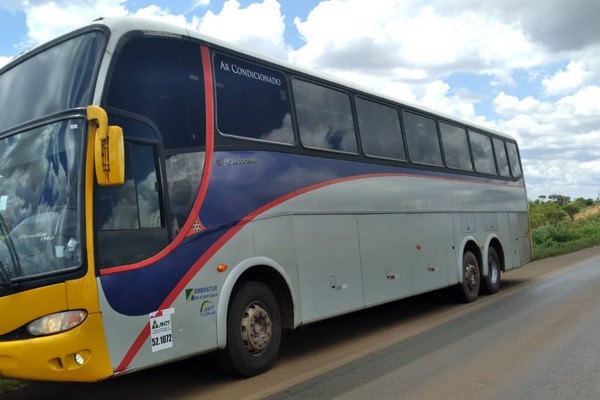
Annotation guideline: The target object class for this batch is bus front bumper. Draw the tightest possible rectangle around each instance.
[0,312,113,382]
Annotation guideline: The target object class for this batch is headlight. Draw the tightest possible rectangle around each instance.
[27,310,88,336]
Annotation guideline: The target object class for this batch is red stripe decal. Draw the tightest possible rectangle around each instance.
[113,169,524,372]
[115,45,215,373]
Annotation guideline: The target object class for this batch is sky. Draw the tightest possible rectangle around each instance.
[1,0,600,201]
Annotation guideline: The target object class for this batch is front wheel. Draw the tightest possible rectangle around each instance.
[216,281,282,377]
[481,247,501,295]
[456,251,480,303]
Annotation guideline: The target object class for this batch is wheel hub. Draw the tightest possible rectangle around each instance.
[240,302,272,355]
[465,263,479,290]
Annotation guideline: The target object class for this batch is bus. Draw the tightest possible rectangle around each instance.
[0,17,531,382]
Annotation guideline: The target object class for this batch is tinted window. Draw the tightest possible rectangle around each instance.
[356,97,406,161]
[0,31,105,132]
[165,151,205,234]
[293,79,357,153]
[493,138,511,177]
[440,122,472,171]
[215,54,293,144]
[506,142,522,177]
[95,139,168,268]
[96,142,162,230]
[402,111,443,166]
[470,131,497,175]
[106,37,205,151]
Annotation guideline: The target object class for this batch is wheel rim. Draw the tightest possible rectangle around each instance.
[240,302,272,355]
[489,256,499,285]
[465,262,479,292]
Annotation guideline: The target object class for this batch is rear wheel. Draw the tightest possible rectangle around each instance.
[481,247,501,294]
[456,250,480,303]
[216,281,281,377]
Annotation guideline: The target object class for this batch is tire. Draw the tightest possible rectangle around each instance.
[456,250,480,303]
[216,281,282,377]
[481,247,501,295]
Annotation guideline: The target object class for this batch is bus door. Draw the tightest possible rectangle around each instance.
[96,34,208,269]
[95,121,168,269]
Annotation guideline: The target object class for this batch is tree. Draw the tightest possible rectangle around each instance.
[529,200,566,228]
[548,194,570,206]
[563,204,580,221]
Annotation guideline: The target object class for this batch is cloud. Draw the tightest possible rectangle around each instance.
[3,0,600,200]
[516,0,600,53]
[199,0,288,59]
[14,0,128,46]
[542,52,600,97]
[0,56,13,69]
[290,0,546,83]
[192,0,211,8]
[542,62,591,97]
[493,86,600,198]
[130,5,192,28]
[440,0,600,53]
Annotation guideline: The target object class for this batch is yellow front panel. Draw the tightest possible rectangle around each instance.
[0,284,67,334]
[0,312,113,382]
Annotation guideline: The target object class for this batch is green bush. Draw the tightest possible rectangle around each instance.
[531,212,600,259]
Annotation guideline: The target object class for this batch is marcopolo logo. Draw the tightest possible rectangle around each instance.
[216,157,258,167]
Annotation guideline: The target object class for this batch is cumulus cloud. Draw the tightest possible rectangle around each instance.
[11,0,128,46]
[3,0,600,199]
[541,52,600,99]
[199,0,288,59]
[542,62,591,97]
[290,0,546,83]
[0,56,13,69]
[439,0,600,53]
[3,0,288,59]
[493,86,600,198]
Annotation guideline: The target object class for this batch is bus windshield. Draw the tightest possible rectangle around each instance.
[0,30,105,133]
[0,29,105,287]
[0,120,84,283]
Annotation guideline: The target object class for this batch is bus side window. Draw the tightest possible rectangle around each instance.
[493,138,511,177]
[106,37,204,150]
[96,141,138,230]
[165,151,205,234]
[469,130,497,175]
[293,79,358,154]
[440,121,473,171]
[214,53,294,145]
[402,111,443,166]
[506,142,522,178]
[96,141,167,268]
[356,97,406,161]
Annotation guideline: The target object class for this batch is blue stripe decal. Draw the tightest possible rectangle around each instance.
[100,151,522,316]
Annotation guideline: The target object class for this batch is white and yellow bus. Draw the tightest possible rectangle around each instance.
[0,17,531,382]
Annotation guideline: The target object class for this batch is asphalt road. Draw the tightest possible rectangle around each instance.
[6,246,600,400]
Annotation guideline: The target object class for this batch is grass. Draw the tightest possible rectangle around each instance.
[0,379,27,393]
[532,215,600,260]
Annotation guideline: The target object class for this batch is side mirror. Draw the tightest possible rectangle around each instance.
[87,106,125,186]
